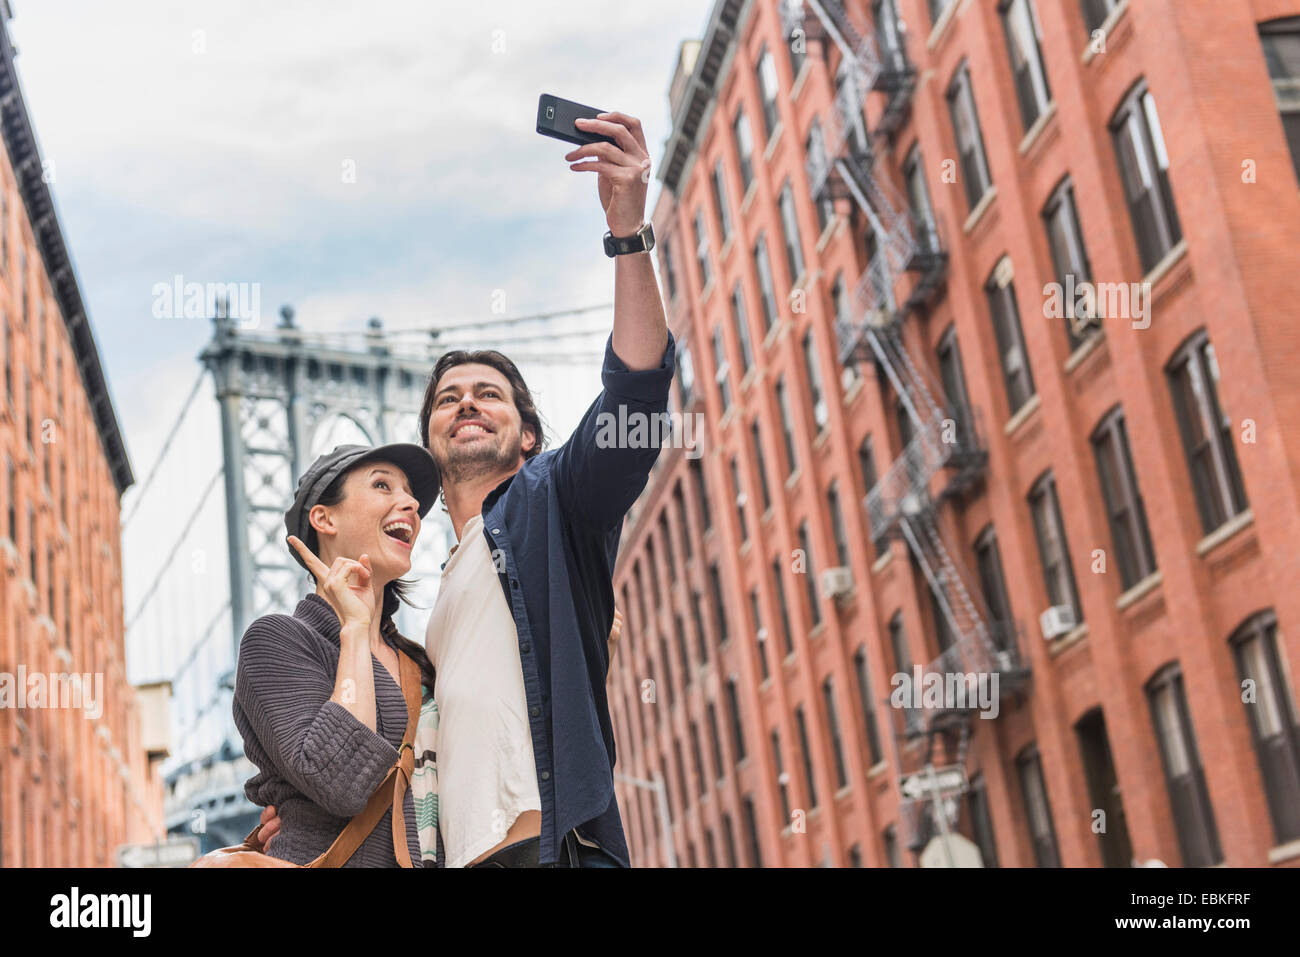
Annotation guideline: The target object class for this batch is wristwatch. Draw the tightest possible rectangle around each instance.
[604,221,656,257]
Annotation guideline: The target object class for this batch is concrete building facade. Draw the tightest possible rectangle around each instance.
[607,0,1300,867]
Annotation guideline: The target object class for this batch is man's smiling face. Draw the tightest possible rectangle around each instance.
[427,362,536,482]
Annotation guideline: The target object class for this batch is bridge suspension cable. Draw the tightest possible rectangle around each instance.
[121,369,207,530]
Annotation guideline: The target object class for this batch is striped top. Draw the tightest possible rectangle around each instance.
[232,593,425,867]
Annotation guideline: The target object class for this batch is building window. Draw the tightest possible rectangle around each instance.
[1111,81,1182,272]
[834,64,869,158]
[1260,17,1300,186]
[875,0,907,72]
[689,721,707,798]
[731,283,755,374]
[827,481,850,568]
[1147,663,1223,866]
[1232,612,1300,844]
[1081,0,1121,35]
[659,233,678,302]
[711,325,731,413]
[658,635,675,704]
[985,263,1036,416]
[772,730,791,821]
[750,588,771,681]
[858,436,886,557]
[936,325,974,449]
[1091,406,1157,590]
[712,159,732,243]
[750,420,772,511]
[902,144,938,252]
[673,482,693,559]
[778,180,805,285]
[848,844,863,867]
[806,120,836,232]
[883,824,902,867]
[756,45,781,143]
[677,611,694,687]
[708,562,728,645]
[722,812,739,867]
[798,521,821,628]
[974,525,1015,651]
[690,458,711,531]
[946,62,994,211]
[1028,471,1083,625]
[726,676,747,762]
[673,740,690,812]
[889,612,922,734]
[1016,743,1061,866]
[999,0,1052,132]
[1166,331,1248,535]
[743,795,763,867]
[829,272,862,389]
[693,207,712,290]
[706,702,725,782]
[734,109,755,193]
[772,559,794,656]
[795,705,819,809]
[787,19,806,81]
[1042,176,1094,351]
[967,773,1000,867]
[822,678,849,790]
[776,377,798,477]
[802,330,828,431]
[753,233,778,333]
[690,593,708,666]
[853,648,884,765]
[730,456,748,543]
[5,456,13,542]
[675,340,694,409]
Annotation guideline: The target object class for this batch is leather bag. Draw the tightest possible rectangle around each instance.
[190,649,422,868]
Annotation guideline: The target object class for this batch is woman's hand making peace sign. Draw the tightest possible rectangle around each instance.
[286,535,376,629]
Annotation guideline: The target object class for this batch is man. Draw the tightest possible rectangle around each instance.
[262,109,671,867]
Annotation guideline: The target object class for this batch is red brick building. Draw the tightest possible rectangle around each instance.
[0,12,164,865]
[607,0,1300,867]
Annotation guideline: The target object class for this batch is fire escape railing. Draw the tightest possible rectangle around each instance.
[788,0,1030,854]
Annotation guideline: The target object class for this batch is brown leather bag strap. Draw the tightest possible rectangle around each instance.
[306,650,423,868]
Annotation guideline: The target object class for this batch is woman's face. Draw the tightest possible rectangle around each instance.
[311,460,421,583]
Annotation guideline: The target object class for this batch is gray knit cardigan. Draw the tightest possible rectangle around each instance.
[231,593,423,867]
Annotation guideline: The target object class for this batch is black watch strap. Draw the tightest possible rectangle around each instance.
[604,221,655,257]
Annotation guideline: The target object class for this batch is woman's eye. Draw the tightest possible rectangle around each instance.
[375,480,390,490]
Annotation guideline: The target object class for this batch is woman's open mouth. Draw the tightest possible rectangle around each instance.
[382,520,414,549]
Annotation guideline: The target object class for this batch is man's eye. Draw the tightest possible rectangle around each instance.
[439,395,455,405]
[483,390,499,399]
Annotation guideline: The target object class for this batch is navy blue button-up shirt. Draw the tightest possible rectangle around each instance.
[434,332,675,867]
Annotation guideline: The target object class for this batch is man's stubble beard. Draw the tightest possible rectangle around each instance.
[437,429,523,485]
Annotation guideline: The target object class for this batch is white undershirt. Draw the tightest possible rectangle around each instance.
[424,513,541,868]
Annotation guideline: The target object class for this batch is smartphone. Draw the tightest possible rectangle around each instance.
[536,93,618,147]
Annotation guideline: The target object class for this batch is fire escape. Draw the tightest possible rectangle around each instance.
[784,0,1029,856]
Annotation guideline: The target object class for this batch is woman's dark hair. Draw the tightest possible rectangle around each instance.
[418,349,546,460]
[305,467,436,692]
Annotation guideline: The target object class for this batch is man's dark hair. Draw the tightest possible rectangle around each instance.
[419,349,546,460]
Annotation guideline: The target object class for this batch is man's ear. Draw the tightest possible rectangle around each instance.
[521,425,537,455]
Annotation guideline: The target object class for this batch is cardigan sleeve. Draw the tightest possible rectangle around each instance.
[234,614,399,818]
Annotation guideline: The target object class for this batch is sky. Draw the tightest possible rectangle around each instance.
[6,0,711,683]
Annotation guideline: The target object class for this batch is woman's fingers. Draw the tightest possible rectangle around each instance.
[286,535,329,578]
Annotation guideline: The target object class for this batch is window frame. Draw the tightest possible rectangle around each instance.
[1090,405,1157,590]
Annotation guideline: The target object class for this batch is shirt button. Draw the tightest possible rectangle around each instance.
[540,770,551,781]
[530,706,540,717]
[521,643,531,653]
[491,528,500,535]
[511,579,519,589]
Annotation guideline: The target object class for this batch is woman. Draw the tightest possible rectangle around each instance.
[231,442,441,867]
